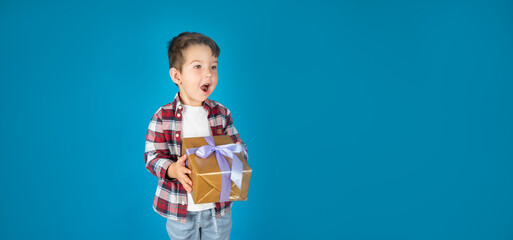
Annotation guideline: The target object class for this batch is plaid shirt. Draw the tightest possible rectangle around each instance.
[145,92,248,223]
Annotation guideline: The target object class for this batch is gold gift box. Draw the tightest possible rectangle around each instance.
[181,135,252,204]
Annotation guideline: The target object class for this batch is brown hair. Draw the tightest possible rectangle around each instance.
[167,32,221,72]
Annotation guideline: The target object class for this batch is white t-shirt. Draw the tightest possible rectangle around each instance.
[181,104,216,211]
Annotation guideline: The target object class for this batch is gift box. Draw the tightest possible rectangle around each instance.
[182,135,252,204]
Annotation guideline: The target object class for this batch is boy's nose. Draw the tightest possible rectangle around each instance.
[203,69,213,77]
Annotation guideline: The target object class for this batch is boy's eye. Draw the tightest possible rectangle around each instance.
[211,66,217,70]
[194,65,201,69]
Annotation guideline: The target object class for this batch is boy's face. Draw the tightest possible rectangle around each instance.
[170,44,218,106]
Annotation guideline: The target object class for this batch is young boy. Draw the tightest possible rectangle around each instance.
[144,32,248,240]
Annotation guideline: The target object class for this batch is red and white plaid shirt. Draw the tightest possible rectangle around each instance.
[145,92,248,223]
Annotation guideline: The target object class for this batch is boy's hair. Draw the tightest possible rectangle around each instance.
[167,32,221,72]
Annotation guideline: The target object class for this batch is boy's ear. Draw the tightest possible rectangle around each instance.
[170,68,182,85]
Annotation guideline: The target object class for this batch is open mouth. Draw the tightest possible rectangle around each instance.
[200,83,210,93]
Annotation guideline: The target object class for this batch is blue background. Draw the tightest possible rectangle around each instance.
[1,0,512,239]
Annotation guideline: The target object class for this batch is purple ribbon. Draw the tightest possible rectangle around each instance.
[185,136,246,202]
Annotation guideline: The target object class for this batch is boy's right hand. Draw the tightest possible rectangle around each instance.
[166,154,193,192]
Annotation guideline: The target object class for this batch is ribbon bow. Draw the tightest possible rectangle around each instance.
[186,136,246,202]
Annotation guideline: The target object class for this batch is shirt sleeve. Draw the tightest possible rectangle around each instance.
[224,109,249,162]
[144,108,177,181]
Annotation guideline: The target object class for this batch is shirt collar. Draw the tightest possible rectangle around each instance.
[172,92,213,112]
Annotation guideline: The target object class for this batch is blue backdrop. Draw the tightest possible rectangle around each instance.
[1,0,512,239]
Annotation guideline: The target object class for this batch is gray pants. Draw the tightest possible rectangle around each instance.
[166,208,232,240]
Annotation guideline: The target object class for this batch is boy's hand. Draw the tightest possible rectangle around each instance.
[167,154,193,192]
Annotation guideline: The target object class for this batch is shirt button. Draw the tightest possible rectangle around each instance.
[177,113,181,117]
[182,201,185,205]
[175,133,180,138]
[178,106,182,109]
